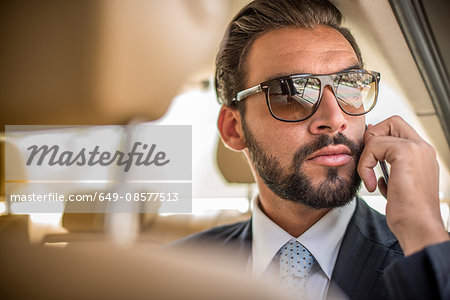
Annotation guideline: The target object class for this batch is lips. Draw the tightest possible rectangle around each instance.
[307,145,353,167]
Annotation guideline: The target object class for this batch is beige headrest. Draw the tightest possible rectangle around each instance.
[0,0,227,127]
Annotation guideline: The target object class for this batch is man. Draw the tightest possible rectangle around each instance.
[175,0,450,299]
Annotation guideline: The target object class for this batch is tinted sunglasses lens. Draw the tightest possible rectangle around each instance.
[335,72,377,114]
[267,77,320,121]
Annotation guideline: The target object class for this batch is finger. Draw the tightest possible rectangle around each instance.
[358,136,403,192]
[377,177,387,198]
[358,147,379,192]
[364,115,423,144]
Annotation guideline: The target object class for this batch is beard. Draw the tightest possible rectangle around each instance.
[242,121,363,209]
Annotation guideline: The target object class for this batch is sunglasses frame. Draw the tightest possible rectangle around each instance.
[232,69,381,122]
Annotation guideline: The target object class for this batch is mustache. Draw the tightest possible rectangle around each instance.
[292,133,362,168]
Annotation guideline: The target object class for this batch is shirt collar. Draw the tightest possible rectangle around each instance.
[252,196,356,279]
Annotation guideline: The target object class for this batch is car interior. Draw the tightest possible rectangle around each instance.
[0,0,449,298]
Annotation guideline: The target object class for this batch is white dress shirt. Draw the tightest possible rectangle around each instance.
[251,196,356,300]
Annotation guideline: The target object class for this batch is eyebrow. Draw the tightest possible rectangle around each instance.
[262,63,364,82]
[341,63,363,72]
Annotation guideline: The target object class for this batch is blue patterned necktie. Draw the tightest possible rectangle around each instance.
[278,238,316,298]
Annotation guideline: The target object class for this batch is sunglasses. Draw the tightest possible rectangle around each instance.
[232,69,380,122]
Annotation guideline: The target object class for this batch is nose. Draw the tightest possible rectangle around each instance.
[308,85,347,135]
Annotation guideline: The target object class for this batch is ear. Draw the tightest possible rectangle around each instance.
[218,105,246,151]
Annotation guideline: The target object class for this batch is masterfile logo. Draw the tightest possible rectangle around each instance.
[6,125,191,181]
[26,142,170,172]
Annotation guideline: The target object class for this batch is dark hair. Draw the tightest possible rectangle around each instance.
[215,0,363,111]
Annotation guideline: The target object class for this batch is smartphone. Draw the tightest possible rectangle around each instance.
[379,160,389,185]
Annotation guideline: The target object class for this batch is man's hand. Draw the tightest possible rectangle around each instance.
[358,115,449,256]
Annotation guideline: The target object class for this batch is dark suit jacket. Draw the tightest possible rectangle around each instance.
[174,197,450,299]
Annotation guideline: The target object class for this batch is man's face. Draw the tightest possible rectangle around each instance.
[241,26,366,208]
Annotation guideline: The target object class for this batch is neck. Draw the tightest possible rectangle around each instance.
[257,184,331,237]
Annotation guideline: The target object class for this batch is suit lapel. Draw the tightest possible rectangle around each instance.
[331,198,403,299]
[230,218,253,261]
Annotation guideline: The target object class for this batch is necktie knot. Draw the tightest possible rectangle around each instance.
[278,238,316,280]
